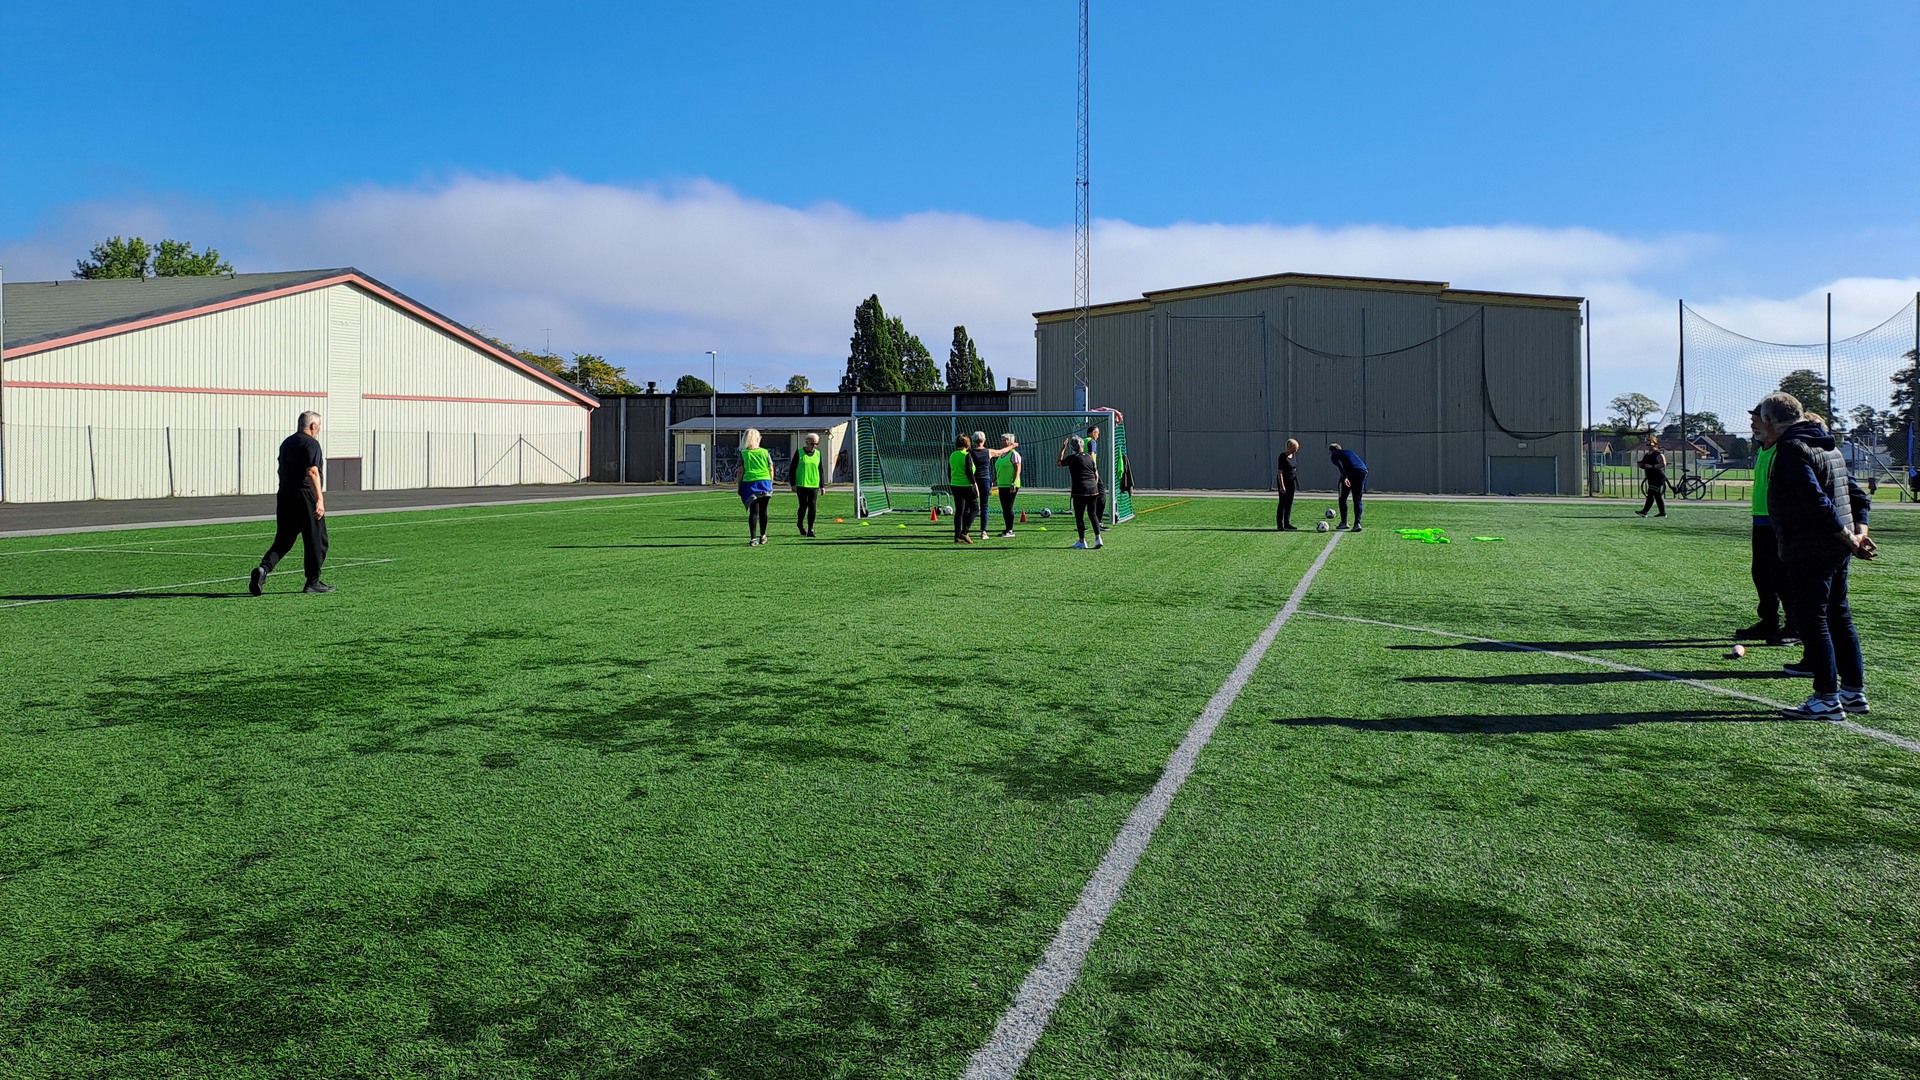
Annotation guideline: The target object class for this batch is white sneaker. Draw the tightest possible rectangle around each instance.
[999,530,1015,538]
[1838,688,1871,714]
[1093,536,1104,548]
[1781,694,1844,721]
[1070,540,1087,549]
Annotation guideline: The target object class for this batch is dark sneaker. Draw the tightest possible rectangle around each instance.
[1351,524,1363,532]
[1733,622,1779,640]
[249,567,266,596]
[302,581,335,594]
[1781,694,1842,721]
[1782,661,1812,677]
[1765,635,1802,648]
[1837,688,1870,714]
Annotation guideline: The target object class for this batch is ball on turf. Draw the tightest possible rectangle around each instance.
[1316,521,1329,533]
[1325,508,1335,519]
[1731,644,1746,658]
[834,517,844,523]
[1040,508,1053,518]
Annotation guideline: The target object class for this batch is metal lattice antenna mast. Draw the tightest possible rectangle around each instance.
[1072,0,1090,410]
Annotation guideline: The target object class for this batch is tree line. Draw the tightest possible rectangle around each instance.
[1604,363,1916,466]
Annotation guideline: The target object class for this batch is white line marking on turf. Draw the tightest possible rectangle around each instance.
[1297,611,1920,756]
[0,559,396,608]
[963,532,1344,1080]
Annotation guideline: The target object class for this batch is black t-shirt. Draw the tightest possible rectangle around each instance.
[1276,455,1297,485]
[1062,452,1101,496]
[278,432,324,493]
[968,447,994,486]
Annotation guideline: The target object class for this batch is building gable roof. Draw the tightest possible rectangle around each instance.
[1033,271,1584,322]
[2,268,597,407]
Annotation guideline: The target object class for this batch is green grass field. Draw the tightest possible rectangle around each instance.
[3,492,1916,1079]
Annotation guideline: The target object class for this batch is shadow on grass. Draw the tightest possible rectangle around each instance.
[1401,670,1793,686]
[1272,707,1775,735]
[3,591,237,602]
[1388,637,1725,653]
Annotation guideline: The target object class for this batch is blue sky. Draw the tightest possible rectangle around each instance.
[4,0,1917,406]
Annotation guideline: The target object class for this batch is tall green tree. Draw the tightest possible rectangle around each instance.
[1889,350,1917,466]
[1777,369,1833,418]
[75,235,231,278]
[676,374,715,395]
[1606,392,1660,432]
[892,316,941,391]
[785,375,812,393]
[841,295,905,392]
[945,326,995,392]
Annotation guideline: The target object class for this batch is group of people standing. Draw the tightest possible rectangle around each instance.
[735,428,830,546]
[942,426,1108,548]
[1274,441,1369,531]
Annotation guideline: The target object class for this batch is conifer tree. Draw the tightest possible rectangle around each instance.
[894,316,942,391]
[946,326,995,391]
[841,295,906,392]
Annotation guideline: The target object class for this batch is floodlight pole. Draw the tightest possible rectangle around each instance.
[1825,293,1834,425]
[708,350,718,486]
[1071,0,1091,413]
[1585,298,1593,496]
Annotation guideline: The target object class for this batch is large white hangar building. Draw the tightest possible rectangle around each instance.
[0,269,597,503]
[1035,272,1584,495]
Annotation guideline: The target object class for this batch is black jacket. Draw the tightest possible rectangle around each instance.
[1767,420,1868,562]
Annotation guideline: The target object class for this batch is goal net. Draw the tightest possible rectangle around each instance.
[852,411,1134,523]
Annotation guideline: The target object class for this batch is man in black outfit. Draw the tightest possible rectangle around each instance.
[250,411,332,595]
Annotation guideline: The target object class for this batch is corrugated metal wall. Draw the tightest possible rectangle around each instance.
[0,283,592,503]
[1036,281,1581,494]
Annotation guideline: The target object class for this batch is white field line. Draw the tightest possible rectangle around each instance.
[963,532,1345,1080]
[1298,611,1919,756]
[12,547,270,559]
[0,558,396,608]
[0,496,734,557]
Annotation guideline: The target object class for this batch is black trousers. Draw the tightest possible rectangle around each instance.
[1073,492,1104,539]
[973,479,993,535]
[1751,523,1790,629]
[951,486,977,538]
[1639,476,1666,514]
[260,490,328,584]
[795,486,820,532]
[1337,476,1365,525]
[1276,488,1295,529]
[999,487,1018,531]
[747,496,770,538]
[1783,550,1863,696]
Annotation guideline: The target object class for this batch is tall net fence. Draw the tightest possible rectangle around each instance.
[1661,298,1918,495]
[0,423,585,504]
[852,412,1133,522]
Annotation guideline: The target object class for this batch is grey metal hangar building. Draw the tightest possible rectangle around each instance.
[1034,272,1584,494]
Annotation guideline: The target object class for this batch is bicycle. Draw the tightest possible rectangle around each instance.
[1669,473,1709,500]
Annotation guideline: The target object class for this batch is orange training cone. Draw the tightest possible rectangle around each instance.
[1019,510,1026,523]
[930,506,939,522]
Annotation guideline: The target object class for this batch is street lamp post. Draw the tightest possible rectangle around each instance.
[707,350,718,486]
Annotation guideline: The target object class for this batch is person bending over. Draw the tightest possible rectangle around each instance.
[1059,436,1105,549]
[1329,443,1368,531]
[739,428,774,545]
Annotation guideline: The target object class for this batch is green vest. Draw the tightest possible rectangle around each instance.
[793,449,823,487]
[949,449,972,486]
[994,451,1020,489]
[741,446,772,482]
[1751,444,1775,518]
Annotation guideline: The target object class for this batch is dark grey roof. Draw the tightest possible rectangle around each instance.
[2,269,353,351]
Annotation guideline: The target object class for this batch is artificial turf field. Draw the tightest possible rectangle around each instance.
[1,491,1915,1079]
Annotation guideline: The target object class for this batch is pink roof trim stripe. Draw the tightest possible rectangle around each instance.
[364,393,581,407]
[7,380,325,398]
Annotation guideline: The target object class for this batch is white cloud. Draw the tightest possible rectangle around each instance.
[3,175,1912,414]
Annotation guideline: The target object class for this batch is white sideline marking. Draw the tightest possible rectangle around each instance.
[963,532,1344,1080]
[0,558,396,608]
[1298,611,1920,756]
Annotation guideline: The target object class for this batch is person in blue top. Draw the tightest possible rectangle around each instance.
[1328,443,1368,532]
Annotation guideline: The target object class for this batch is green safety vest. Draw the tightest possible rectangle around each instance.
[793,449,823,487]
[994,451,1020,489]
[949,449,973,486]
[741,447,773,482]
[1751,444,1774,517]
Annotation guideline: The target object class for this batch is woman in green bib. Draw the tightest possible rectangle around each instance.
[787,432,827,537]
[948,434,978,543]
[738,428,775,545]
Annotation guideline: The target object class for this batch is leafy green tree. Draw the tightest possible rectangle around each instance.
[1606,392,1660,432]
[785,375,812,393]
[74,236,153,279]
[893,316,941,391]
[841,295,905,392]
[152,239,232,276]
[675,374,715,395]
[1889,351,1917,466]
[571,354,639,395]
[1681,411,1724,440]
[945,326,996,392]
[1777,369,1833,419]
[1847,404,1882,441]
[75,235,231,278]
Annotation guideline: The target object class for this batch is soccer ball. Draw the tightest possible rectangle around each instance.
[1316,521,1329,533]
[1324,508,1335,519]
[1040,508,1053,518]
